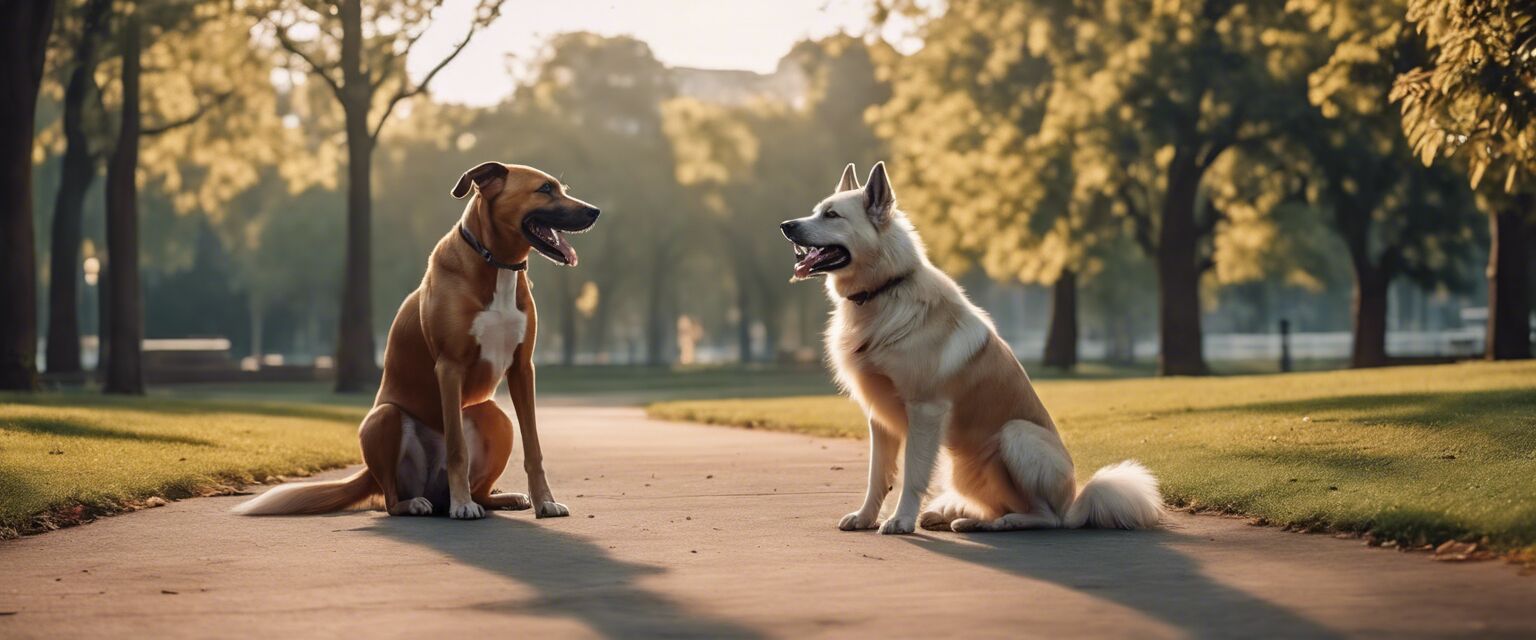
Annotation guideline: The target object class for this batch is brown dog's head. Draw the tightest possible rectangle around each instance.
[452,162,601,266]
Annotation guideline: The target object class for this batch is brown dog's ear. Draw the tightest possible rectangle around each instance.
[863,161,896,226]
[451,162,509,199]
[836,163,860,192]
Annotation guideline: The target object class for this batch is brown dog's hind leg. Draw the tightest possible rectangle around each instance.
[465,401,531,510]
[358,404,422,516]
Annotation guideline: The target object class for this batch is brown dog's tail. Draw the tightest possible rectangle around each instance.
[230,469,377,516]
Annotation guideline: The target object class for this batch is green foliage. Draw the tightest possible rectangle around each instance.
[1271,0,1480,291]
[662,36,890,361]
[1393,0,1536,191]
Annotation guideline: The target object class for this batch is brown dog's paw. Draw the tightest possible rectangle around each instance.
[535,501,569,518]
[449,500,487,520]
[483,491,532,511]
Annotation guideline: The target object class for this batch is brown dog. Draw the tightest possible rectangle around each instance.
[233,162,600,519]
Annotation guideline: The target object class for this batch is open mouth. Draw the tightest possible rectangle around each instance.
[790,242,851,278]
[522,210,597,266]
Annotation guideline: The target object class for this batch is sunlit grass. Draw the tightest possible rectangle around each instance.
[648,361,1536,550]
[0,393,365,538]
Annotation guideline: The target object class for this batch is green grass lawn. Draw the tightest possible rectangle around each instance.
[0,392,366,538]
[648,361,1536,552]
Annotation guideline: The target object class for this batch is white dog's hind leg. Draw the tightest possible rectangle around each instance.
[951,497,1062,532]
[881,400,947,535]
[840,418,899,531]
[947,421,1076,532]
[919,490,975,530]
[998,420,1077,515]
[951,510,1062,532]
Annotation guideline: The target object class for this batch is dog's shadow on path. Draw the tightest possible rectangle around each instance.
[904,526,1343,639]
[361,513,762,639]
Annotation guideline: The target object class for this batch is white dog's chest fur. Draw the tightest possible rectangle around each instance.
[828,271,993,399]
[470,271,526,374]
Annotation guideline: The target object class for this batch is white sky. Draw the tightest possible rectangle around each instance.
[405,0,918,106]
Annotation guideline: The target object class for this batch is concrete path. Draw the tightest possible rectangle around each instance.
[2,405,1533,639]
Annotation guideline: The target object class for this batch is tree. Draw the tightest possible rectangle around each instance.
[1393,0,1536,360]
[44,0,111,377]
[664,36,888,363]
[88,4,277,393]
[873,0,1094,370]
[1271,0,1481,367]
[478,32,680,365]
[1063,0,1310,375]
[0,0,57,391]
[101,4,144,393]
[258,0,502,391]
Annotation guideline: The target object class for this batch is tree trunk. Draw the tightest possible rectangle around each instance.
[103,10,144,395]
[1156,149,1208,376]
[558,271,578,366]
[736,281,753,364]
[44,0,108,377]
[1042,270,1078,370]
[0,0,55,391]
[589,292,612,363]
[1350,266,1390,368]
[762,307,781,364]
[332,0,378,392]
[1486,204,1532,360]
[249,296,264,365]
[645,265,669,366]
[333,112,378,390]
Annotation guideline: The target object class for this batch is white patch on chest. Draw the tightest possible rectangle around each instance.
[470,271,526,374]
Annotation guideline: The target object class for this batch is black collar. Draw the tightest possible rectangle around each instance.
[847,273,909,306]
[458,224,527,271]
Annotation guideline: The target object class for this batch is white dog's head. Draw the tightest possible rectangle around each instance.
[780,162,921,290]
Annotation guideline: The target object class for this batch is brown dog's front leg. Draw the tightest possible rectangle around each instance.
[508,358,568,518]
[436,361,484,519]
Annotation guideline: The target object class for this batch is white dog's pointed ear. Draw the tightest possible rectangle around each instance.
[863,161,896,225]
[451,161,509,199]
[836,163,860,192]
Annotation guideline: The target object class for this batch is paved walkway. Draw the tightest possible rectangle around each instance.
[2,406,1533,638]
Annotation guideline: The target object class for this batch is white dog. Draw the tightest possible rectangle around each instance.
[780,162,1163,534]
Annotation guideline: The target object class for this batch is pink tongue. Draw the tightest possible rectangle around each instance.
[794,247,825,278]
[555,233,577,266]
[532,225,575,265]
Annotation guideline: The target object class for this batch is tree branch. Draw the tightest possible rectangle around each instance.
[1197,198,1226,239]
[369,2,500,140]
[272,21,342,99]
[142,90,234,136]
[1118,183,1157,256]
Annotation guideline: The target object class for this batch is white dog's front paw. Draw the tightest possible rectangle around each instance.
[535,501,569,518]
[879,514,916,535]
[838,511,878,531]
[449,500,486,520]
[404,497,433,516]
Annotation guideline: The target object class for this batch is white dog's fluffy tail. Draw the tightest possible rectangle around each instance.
[1062,460,1164,529]
[230,469,376,516]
